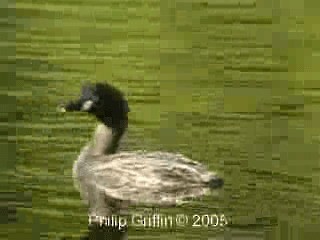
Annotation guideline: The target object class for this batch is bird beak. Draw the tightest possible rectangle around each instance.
[57,104,67,113]
[57,99,83,112]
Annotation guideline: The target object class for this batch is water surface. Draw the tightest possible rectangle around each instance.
[1,0,320,239]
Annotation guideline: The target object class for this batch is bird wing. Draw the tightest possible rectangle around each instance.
[86,151,216,205]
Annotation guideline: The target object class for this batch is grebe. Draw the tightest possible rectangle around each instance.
[59,82,223,239]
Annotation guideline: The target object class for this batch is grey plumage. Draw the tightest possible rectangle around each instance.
[73,123,223,216]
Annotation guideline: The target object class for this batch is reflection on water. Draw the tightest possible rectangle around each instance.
[1,0,320,239]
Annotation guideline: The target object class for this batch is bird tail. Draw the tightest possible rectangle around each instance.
[208,177,224,189]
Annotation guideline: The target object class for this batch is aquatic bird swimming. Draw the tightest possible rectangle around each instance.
[59,82,223,238]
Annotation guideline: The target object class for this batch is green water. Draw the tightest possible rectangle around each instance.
[1,0,320,239]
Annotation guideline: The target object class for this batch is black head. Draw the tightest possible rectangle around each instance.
[60,82,130,130]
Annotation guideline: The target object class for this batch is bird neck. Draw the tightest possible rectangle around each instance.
[91,123,124,155]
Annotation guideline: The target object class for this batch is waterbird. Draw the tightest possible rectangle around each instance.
[58,82,224,239]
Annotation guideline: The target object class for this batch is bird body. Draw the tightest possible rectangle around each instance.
[78,150,217,204]
[72,123,222,217]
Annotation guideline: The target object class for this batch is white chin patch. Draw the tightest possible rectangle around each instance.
[81,100,94,111]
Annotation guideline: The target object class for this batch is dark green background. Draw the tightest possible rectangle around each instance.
[1,0,320,239]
